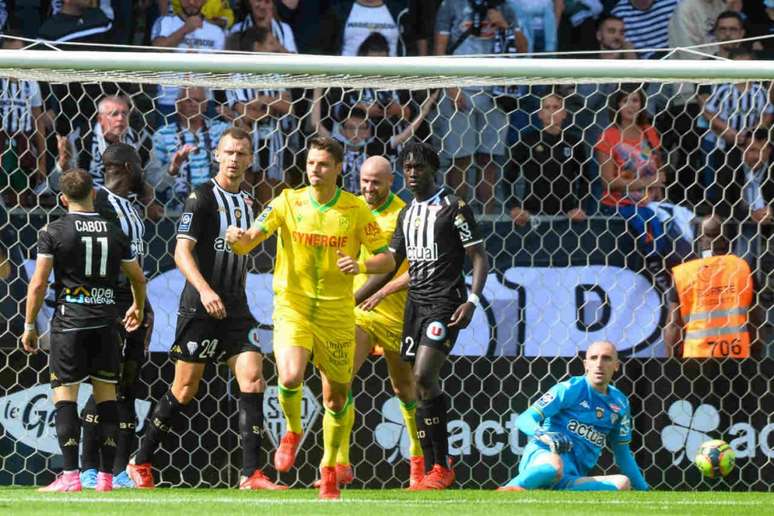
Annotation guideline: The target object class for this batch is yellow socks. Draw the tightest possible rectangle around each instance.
[400,399,423,458]
[321,394,353,468]
[335,392,355,465]
[278,383,303,434]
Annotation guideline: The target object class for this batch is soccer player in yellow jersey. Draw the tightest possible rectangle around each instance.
[226,136,395,500]
[321,156,424,489]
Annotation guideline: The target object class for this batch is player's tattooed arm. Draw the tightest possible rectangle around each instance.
[21,255,53,354]
[359,271,409,311]
[226,225,266,255]
[450,242,488,328]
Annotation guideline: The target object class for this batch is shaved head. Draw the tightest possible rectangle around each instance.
[360,156,393,208]
[587,340,618,360]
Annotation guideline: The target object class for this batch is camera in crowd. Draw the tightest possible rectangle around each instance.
[469,0,505,36]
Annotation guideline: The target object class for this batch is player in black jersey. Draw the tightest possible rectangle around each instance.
[78,143,154,489]
[127,127,285,491]
[22,168,147,493]
[359,141,488,490]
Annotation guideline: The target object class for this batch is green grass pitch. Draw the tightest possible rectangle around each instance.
[0,488,771,515]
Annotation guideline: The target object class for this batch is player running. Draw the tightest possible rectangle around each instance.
[318,156,424,489]
[22,168,146,492]
[226,136,395,500]
[498,340,649,492]
[127,128,285,491]
[79,143,154,489]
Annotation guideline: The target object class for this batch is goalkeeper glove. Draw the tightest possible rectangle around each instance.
[535,430,573,454]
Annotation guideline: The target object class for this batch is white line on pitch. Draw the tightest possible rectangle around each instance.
[0,496,767,507]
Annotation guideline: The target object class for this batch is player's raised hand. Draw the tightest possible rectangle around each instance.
[123,303,144,333]
[535,430,573,454]
[21,329,39,354]
[169,144,198,176]
[336,250,360,275]
[449,301,475,328]
[201,287,227,319]
[358,289,385,311]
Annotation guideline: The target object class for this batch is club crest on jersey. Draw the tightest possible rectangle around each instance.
[339,215,351,231]
[256,206,272,223]
[426,321,447,341]
[234,208,242,220]
[179,212,193,232]
[595,407,605,419]
[186,341,198,355]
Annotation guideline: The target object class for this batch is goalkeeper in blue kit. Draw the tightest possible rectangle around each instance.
[500,340,649,491]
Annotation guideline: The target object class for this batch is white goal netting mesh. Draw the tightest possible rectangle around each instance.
[0,47,771,491]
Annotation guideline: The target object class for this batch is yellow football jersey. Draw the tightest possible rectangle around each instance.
[353,192,408,325]
[255,187,388,323]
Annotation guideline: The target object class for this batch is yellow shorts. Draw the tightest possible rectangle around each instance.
[355,308,402,354]
[273,305,355,384]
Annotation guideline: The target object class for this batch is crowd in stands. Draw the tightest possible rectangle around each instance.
[0,0,773,271]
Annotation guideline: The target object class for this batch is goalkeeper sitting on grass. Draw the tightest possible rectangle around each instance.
[499,340,649,492]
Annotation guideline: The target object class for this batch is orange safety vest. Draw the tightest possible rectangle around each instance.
[672,254,753,358]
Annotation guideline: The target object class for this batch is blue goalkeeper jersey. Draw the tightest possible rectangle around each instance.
[528,375,633,475]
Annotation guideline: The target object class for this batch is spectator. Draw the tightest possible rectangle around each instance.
[229,0,297,53]
[38,0,113,47]
[318,0,407,56]
[146,86,229,205]
[667,0,725,59]
[701,47,773,206]
[223,26,293,203]
[610,0,680,59]
[711,10,747,59]
[171,0,234,29]
[0,35,46,208]
[311,89,438,193]
[508,0,557,53]
[434,0,524,214]
[664,216,764,358]
[714,129,774,225]
[151,0,226,123]
[274,0,330,54]
[556,0,604,52]
[506,93,588,225]
[54,95,149,186]
[595,86,668,257]
[564,16,636,162]
[406,0,442,55]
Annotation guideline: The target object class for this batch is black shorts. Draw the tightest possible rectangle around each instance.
[116,303,153,365]
[401,299,461,361]
[170,315,260,364]
[49,325,122,388]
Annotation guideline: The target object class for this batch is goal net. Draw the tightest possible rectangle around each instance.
[0,47,771,491]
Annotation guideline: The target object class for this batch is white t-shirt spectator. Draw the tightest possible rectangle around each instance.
[151,15,225,107]
[340,3,399,56]
[228,17,298,53]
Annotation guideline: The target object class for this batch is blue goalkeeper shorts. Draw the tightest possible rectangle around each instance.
[520,440,585,490]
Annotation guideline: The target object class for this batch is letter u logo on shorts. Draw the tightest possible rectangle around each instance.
[426,321,447,341]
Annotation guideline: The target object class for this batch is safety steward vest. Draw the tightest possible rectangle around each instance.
[672,254,753,358]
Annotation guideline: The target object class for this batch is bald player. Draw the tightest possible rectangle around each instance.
[499,341,649,492]
[323,156,424,488]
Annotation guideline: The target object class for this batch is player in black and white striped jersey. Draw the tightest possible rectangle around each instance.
[78,143,154,489]
[127,127,285,491]
[358,141,488,489]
